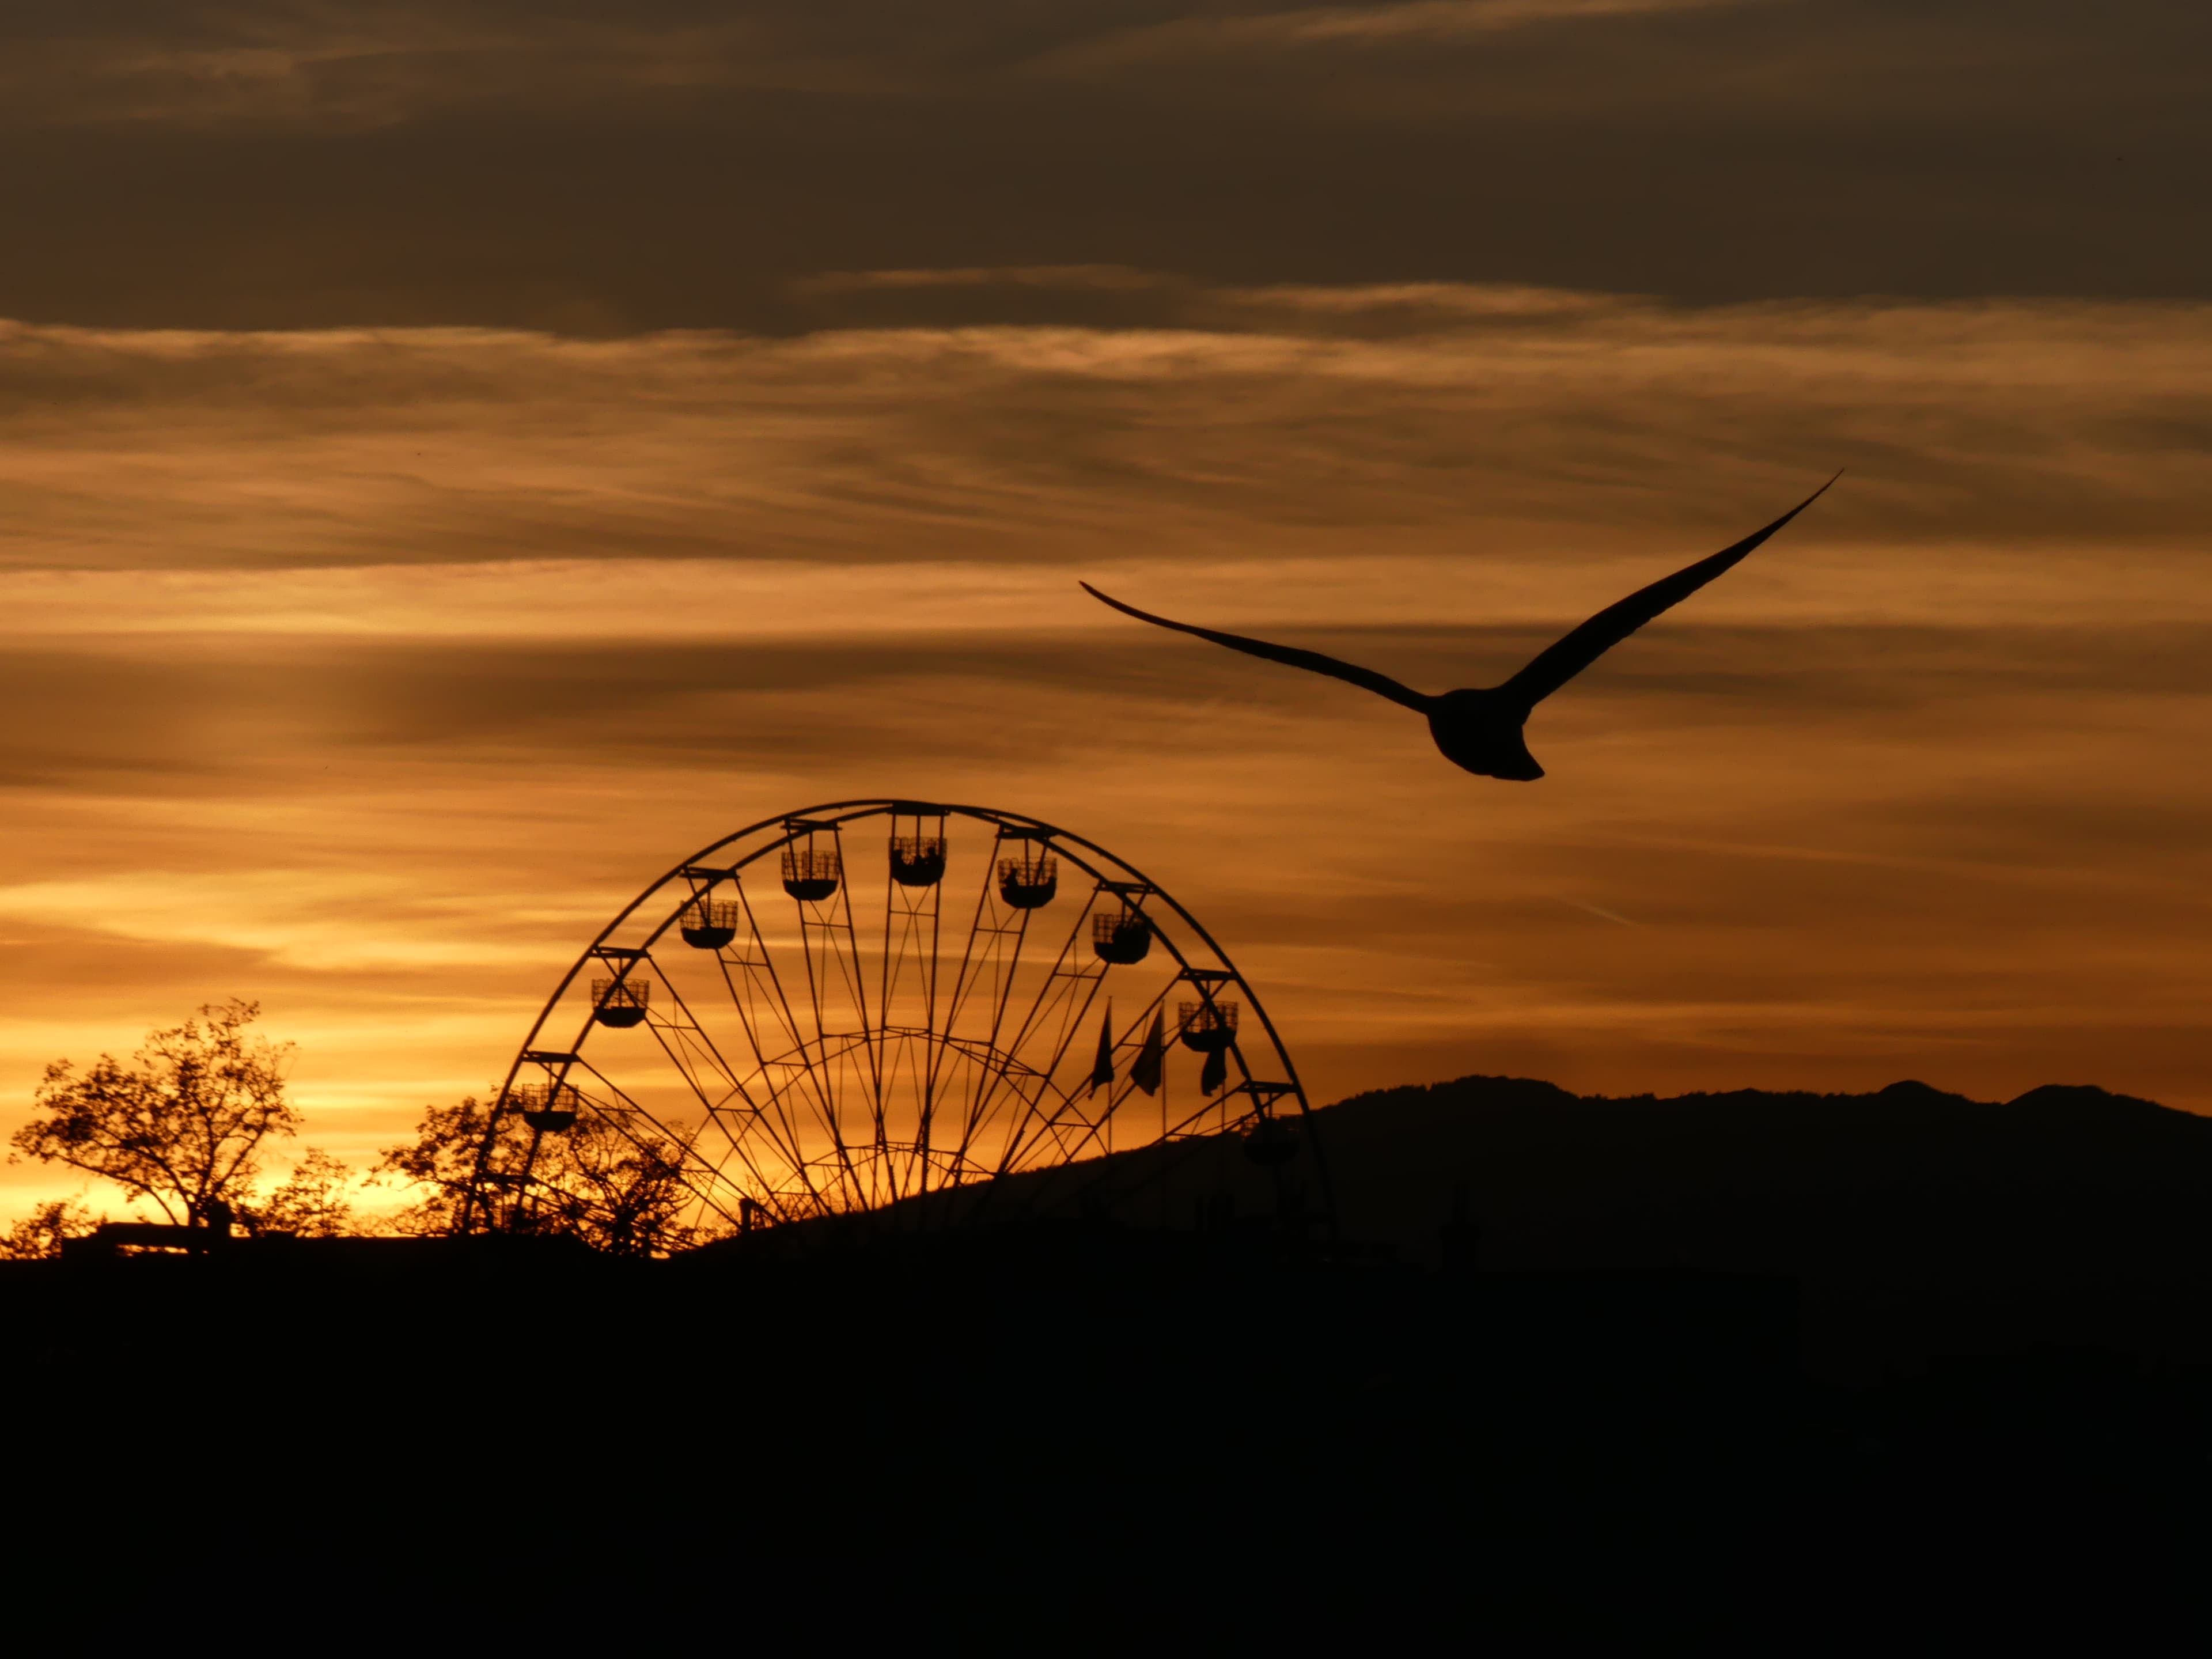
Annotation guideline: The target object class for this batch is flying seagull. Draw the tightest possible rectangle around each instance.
[1080,476,1838,781]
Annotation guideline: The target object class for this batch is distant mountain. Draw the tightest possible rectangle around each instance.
[1314,1074,2203,1257]
[860,1071,2212,1380]
[1312,1074,2212,1378]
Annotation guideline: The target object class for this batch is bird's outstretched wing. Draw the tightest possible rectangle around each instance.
[1080,582,1431,712]
[1497,474,1840,709]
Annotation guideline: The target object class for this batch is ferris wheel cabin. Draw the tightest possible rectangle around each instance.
[997,837,1059,909]
[781,821,843,902]
[514,1081,582,1134]
[888,804,949,887]
[1092,907,1153,964]
[590,976,650,1028]
[680,898,740,950]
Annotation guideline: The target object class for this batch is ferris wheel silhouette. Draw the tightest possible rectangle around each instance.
[464,801,1325,1238]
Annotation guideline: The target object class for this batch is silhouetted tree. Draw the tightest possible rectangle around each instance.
[371,1094,496,1237]
[247,1148,355,1238]
[0,1198,103,1261]
[377,1096,716,1256]
[535,1115,711,1256]
[9,999,334,1228]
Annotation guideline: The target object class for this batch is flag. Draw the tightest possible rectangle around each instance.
[1200,1046,1228,1096]
[1089,1001,1114,1096]
[1131,1009,1165,1096]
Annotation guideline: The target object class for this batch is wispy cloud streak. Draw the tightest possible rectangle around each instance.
[1039,0,1775,70]
[0,286,2206,579]
[1,281,2209,1221]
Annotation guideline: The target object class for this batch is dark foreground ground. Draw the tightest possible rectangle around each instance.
[6,1074,2211,1639]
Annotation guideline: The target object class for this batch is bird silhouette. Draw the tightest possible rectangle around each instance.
[1081,477,1838,781]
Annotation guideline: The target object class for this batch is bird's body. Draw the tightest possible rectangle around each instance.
[1080,478,1836,781]
[1423,688,1546,781]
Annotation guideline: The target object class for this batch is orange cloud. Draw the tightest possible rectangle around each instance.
[1,283,2208,1226]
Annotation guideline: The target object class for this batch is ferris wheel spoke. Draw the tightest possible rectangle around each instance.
[676,1065,811,1218]
[744,859,872,1211]
[1026,1112,1218,1224]
[817,825,888,1166]
[645,1087,783,1225]
[710,888,836,1212]
[1017,1065,1235,1216]
[945,836,1041,1175]
[634,964,754,1116]
[915,858,947,1196]
[589,953,831,1225]
[565,1060,744,1232]
[877,844,945,1202]
[958,828,1108,1174]
[622,936,825,1214]
[753,1032,868,1166]
[781,831,846,1147]
[948,1029,1052,1175]
[974,1070,1058,1180]
[933,847,1005,1181]
[787,891,870,1210]
[921,834,994,1167]
[998,980,1177,1175]
[988,956,1112,1176]
[752,1028,870,1213]
[691,1112,793,1222]
[1162,1075,1244,1139]
[876,863,907,1197]
[703,1030,830,1207]
[1033,1049,1177,1172]
[989,885,1103,1094]
[639,957,807,1158]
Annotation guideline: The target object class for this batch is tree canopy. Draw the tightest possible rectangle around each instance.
[0,1199,101,1262]
[10,999,353,1238]
[377,1096,713,1257]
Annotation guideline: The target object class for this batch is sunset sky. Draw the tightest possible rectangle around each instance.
[3,1,2209,1218]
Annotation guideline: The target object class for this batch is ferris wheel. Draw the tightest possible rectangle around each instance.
[468,801,1323,1237]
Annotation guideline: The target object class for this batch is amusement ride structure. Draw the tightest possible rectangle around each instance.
[461,801,1321,1238]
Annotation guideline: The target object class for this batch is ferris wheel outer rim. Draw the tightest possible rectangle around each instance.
[482,799,1333,1231]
